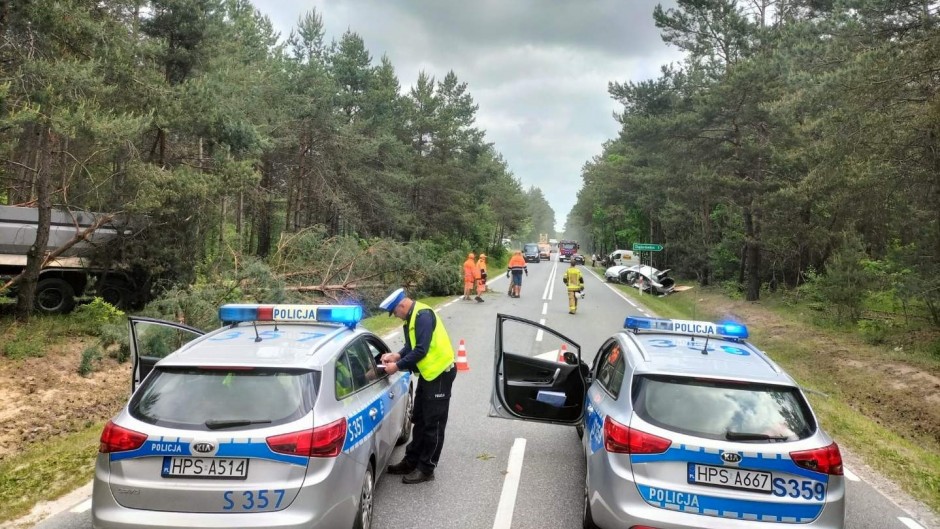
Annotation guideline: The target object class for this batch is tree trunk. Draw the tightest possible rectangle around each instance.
[743,204,762,301]
[15,125,53,321]
[256,159,273,257]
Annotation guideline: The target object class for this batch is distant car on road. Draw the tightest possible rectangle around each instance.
[523,243,540,263]
[571,253,585,265]
[538,243,551,261]
[92,304,413,529]
[604,264,675,295]
[490,314,846,529]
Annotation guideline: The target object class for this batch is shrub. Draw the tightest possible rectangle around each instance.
[78,345,103,377]
[73,298,125,335]
[857,319,888,345]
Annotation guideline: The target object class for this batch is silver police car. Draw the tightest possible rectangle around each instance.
[490,314,845,528]
[92,304,413,529]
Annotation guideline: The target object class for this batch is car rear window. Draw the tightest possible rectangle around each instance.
[130,367,317,430]
[632,375,815,442]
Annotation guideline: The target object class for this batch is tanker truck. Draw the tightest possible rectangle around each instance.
[0,205,148,313]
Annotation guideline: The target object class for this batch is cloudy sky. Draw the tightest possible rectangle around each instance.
[249,0,684,232]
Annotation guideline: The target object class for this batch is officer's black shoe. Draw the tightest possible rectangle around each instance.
[386,460,416,475]
[475,296,484,302]
[402,469,435,484]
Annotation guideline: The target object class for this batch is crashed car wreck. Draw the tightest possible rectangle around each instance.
[603,264,675,295]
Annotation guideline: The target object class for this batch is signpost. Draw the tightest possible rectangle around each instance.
[632,243,663,252]
[631,243,663,296]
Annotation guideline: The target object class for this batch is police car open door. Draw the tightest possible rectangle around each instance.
[128,317,205,391]
[489,314,587,425]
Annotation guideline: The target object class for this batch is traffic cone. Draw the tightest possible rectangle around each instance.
[557,343,568,363]
[456,339,470,371]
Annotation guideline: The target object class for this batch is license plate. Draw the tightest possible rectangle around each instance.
[161,457,249,479]
[688,463,772,493]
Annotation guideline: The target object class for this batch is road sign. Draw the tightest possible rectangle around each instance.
[632,243,663,252]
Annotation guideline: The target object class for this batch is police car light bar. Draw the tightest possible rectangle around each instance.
[219,304,364,328]
[624,316,748,339]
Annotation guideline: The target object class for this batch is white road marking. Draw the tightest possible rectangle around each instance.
[70,499,91,514]
[541,303,547,316]
[382,332,399,341]
[541,263,556,300]
[547,261,558,301]
[492,438,527,529]
[536,319,546,342]
[843,467,860,482]
[898,517,926,529]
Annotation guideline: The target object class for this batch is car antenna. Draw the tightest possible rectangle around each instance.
[701,334,710,355]
[251,320,262,342]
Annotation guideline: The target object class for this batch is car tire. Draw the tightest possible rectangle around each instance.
[353,464,374,529]
[583,481,599,529]
[35,278,76,314]
[396,385,414,446]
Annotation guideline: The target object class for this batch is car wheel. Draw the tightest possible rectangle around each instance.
[353,464,374,529]
[583,481,598,529]
[35,278,76,314]
[396,385,414,446]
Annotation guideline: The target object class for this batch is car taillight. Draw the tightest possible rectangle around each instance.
[99,420,148,453]
[604,417,671,454]
[790,442,843,475]
[267,418,347,458]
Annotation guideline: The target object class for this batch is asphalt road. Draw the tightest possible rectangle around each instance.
[25,258,937,529]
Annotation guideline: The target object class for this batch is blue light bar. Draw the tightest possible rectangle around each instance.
[624,316,748,339]
[219,304,363,328]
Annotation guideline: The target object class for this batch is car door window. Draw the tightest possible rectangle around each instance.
[595,341,625,399]
[347,340,379,390]
[364,339,390,378]
[335,352,356,399]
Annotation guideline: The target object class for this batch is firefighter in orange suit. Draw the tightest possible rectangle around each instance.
[462,252,476,301]
[475,253,487,300]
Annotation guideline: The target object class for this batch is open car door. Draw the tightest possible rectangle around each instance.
[128,317,205,391]
[489,314,587,425]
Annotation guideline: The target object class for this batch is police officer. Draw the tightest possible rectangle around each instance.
[378,288,457,484]
[562,259,584,314]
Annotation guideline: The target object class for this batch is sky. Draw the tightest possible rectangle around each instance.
[249,0,684,233]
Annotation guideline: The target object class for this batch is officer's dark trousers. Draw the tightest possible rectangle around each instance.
[404,367,457,474]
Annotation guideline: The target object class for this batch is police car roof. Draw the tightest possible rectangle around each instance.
[157,322,358,370]
[625,331,794,385]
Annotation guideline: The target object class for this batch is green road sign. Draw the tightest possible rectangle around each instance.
[632,243,663,252]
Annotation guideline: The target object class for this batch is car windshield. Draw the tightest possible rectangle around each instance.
[130,367,317,430]
[632,375,814,442]
[524,244,538,252]
[560,243,577,250]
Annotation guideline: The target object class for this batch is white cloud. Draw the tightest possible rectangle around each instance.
[250,0,684,232]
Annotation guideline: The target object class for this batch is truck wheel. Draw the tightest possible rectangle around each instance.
[97,281,132,309]
[35,278,76,314]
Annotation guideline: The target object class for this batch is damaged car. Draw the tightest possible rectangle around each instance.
[604,264,675,295]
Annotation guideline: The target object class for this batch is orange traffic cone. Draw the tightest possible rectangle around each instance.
[456,339,470,371]
[557,343,568,363]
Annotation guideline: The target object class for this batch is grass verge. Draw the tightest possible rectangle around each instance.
[612,281,940,514]
[0,421,104,523]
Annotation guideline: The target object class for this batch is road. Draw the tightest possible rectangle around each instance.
[28,258,936,529]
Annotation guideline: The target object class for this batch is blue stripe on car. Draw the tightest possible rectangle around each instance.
[636,484,823,522]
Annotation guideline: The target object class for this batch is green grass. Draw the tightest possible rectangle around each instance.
[0,421,104,523]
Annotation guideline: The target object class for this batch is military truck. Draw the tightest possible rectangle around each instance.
[0,205,147,313]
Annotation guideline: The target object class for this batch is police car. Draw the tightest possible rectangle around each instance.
[489,315,845,528]
[92,304,413,529]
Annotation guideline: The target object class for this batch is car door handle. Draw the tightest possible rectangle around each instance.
[586,405,594,414]
[389,390,395,399]
[369,408,378,420]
